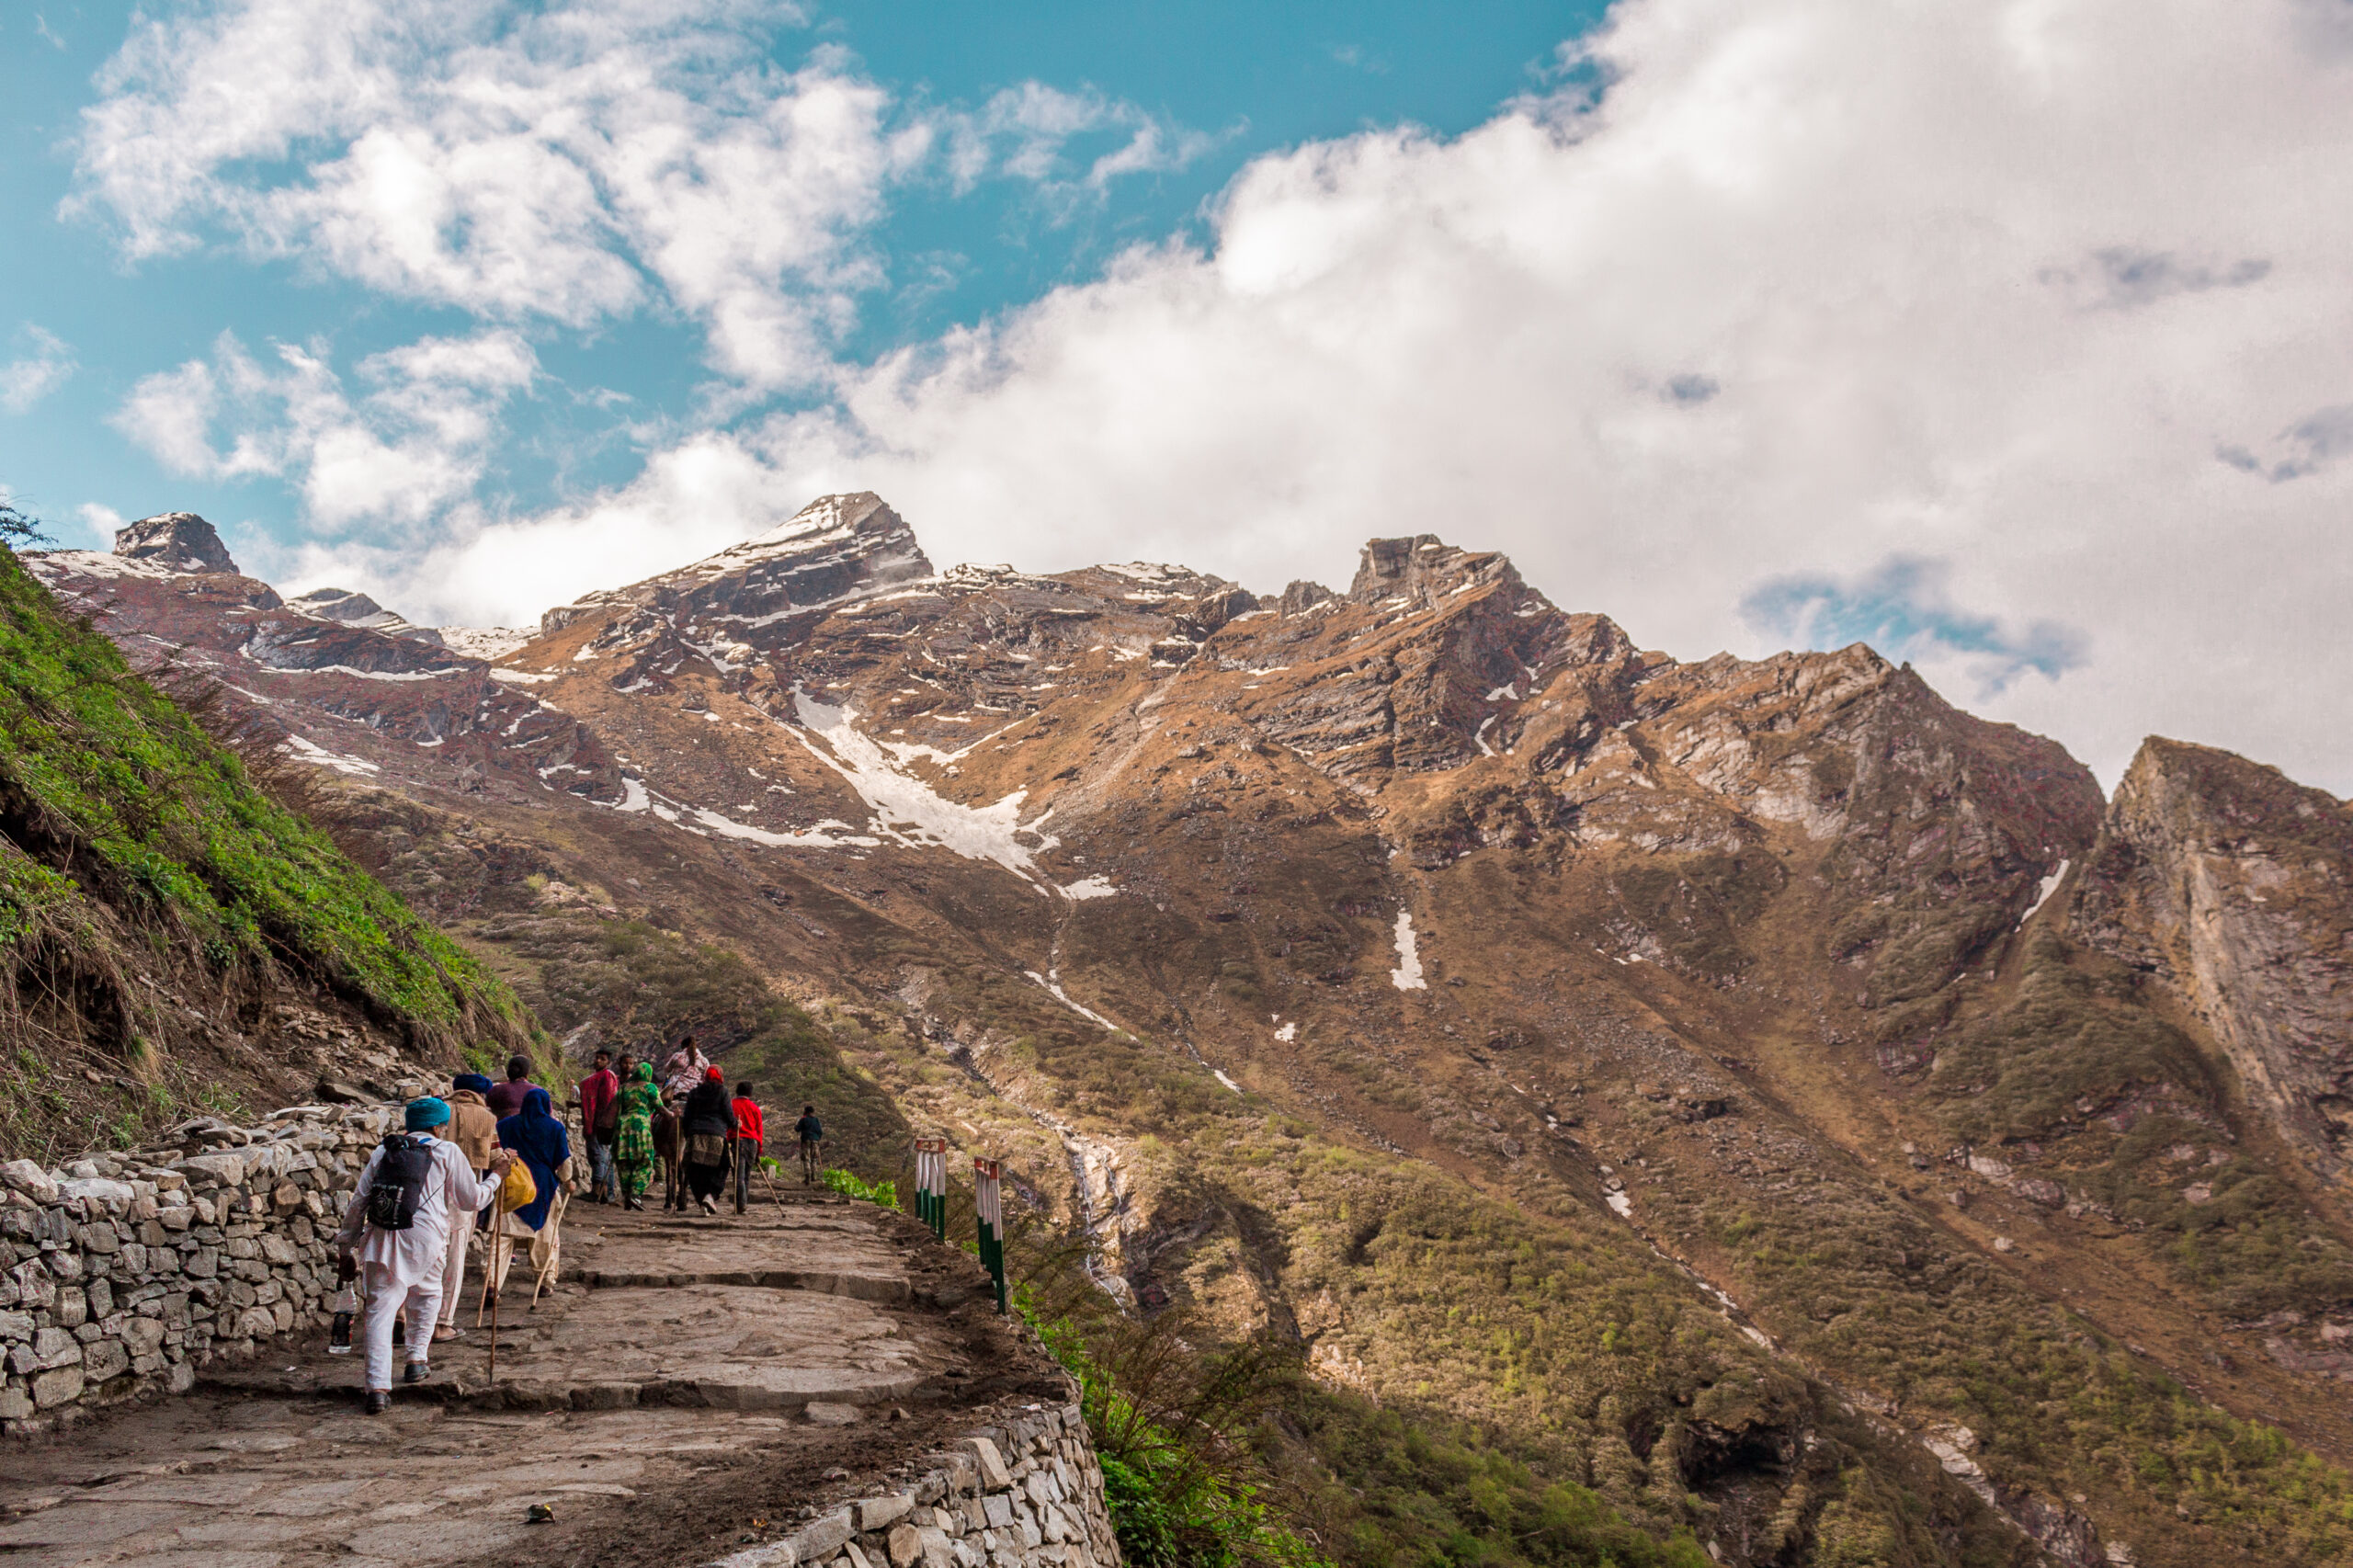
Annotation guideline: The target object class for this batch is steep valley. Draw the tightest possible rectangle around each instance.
[20,497,2353,1567]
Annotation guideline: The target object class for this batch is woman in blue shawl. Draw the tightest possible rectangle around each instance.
[485,1086,574,1307]
[495,1086,569,1229]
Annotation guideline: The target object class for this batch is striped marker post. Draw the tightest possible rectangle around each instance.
[974,1156,1007,1314]
[914,1137,948,1240]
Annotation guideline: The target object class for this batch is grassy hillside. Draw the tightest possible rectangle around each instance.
[0,538,535,1155]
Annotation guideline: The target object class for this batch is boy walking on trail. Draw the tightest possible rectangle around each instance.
[794,1104,823,1187]
[730,1082,763,1215]
[336,1097,513,1415]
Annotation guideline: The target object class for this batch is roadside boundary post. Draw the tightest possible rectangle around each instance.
[914,1137,948,1240]
[974,1155,1006,1313]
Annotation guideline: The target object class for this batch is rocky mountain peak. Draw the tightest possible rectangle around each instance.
[113,512,237,575]
[1278,579,1336,616]
[657,490,929,594]
[566,491,935,642]
[1348,534,1520,608]
[287,586,445,646]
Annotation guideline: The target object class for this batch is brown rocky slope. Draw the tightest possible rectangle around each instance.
[29,500,2353,1567]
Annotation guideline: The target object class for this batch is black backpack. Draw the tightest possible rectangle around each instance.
[364,1134,436,1231]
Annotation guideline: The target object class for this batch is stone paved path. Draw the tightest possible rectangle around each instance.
[0,1189,1059,1567]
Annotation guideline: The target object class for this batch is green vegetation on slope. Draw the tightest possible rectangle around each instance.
[822,959,2018,1567]
[1928,930,2353,1321]
[0,537,532,1155]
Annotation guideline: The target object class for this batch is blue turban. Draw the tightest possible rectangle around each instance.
[405,1096,452,1131]
[452,1073,494,1094]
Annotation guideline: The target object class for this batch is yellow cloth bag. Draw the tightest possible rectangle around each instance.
[496,1158,538,1214]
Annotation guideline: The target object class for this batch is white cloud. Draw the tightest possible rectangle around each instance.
[70,2,1195,392]
[72,0,900,389]
[270,424,825,626]
[111,329,537,531]
[940,84,1219,198]
[2,326,78,415]
[76,503,126,549]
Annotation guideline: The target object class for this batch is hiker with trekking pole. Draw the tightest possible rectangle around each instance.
[334,1097,516,1415]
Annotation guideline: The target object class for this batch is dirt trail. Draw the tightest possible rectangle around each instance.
[0,1188,1065,1567]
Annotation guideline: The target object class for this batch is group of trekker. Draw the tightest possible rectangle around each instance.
[333,1041,826,1414]
[571,1039,824,1214]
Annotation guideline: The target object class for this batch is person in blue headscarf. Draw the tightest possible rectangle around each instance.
[487,1086,575,1306]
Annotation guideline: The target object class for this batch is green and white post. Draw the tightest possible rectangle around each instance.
[974,1155,1007,1314]
[914,1136,948,1241]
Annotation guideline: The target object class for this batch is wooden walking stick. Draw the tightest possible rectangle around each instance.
[486,1232,506,1384]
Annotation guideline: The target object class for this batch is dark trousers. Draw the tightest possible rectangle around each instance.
[733,1140,759,1213]
[585,1131,615,1197]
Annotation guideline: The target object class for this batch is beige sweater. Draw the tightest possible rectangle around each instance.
[445,1089,500,1172]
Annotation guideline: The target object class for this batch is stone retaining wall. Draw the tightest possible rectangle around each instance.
[0,1101,400,1434]
[707,1402,1122,1568]
[4,1103,1130,1568]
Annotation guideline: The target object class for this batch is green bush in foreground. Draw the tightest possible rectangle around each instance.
[821,1165,899,1208]
[1020,1295,1334,1568]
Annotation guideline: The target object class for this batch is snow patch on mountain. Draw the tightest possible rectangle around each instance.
[2020,858,2072,925]
[1026,968,1123,1034]
[438,626,534,661]
[24,551,176,585]
[601,770,876,847]
[279,734,380,776]
[270,664,454,683]
[789,689,1060,887]
[1390,911,1427,990]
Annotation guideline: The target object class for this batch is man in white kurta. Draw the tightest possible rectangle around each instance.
[335,1098,510,1406]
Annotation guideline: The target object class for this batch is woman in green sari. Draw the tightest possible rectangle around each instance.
[613,1061,662,1210]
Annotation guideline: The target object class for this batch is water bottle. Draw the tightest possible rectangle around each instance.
[328,1284,358,1355]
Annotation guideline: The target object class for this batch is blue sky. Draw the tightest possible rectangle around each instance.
[2,0,2350,792]
[0,0,1599,551]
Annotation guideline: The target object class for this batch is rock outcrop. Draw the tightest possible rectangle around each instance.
[112,512,238,575]
[543,491,935,642]
[2074,737,2353,1172]
[286,585,446,645]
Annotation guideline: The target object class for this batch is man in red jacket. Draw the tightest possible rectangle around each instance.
[575,1049,620,1205]
[729,1081,764,1216]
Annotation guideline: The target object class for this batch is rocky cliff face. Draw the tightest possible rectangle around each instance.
[110,511,238,574]
[2074,737,2353,1173]
[28,498,2353,1568]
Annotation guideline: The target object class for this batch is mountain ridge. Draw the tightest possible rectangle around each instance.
[26,497,2353,1567]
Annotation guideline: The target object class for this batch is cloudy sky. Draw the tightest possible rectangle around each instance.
[3,0,2349,792]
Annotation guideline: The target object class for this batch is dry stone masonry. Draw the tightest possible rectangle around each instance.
[0,1100,406,1433]
[707,1403,1120,1568]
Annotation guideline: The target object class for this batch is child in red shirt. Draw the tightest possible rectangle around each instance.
[729,1082,764,1215]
